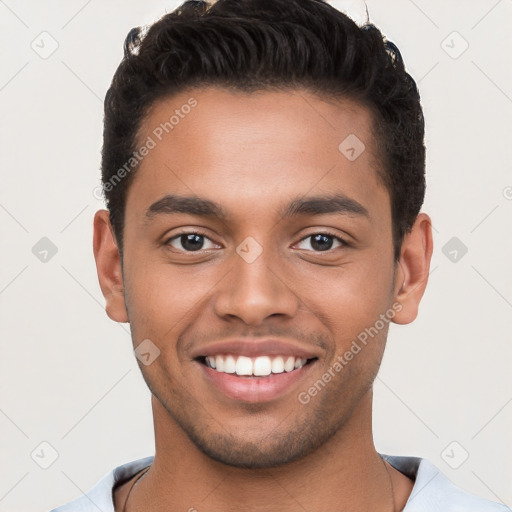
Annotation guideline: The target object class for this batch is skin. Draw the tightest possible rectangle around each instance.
[93,87,433,511]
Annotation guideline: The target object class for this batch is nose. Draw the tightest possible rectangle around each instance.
[213,238,300,326]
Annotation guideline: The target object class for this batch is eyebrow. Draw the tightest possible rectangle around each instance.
[144,193,369,222]
[145,195,227,220]
[280,193,369,219]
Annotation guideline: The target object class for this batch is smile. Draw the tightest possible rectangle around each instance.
[203,354,311,376]
[196,354,318,402]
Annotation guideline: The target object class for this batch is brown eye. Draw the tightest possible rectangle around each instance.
[295,232,346,252]
[165,232,219,252]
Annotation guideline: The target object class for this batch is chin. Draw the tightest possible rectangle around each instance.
[183,414,341,469]
[194,438,311,469]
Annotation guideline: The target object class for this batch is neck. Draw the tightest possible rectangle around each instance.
[121,391,411,512]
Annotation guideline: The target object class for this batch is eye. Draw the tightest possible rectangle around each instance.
[164,232,219,252]
[294,232,346,252]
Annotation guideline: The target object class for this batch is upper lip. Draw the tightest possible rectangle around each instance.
[191,338,321,360]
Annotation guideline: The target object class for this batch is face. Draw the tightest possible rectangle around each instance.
[95,87,427,469]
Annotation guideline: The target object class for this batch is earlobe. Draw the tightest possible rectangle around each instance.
[93,209,129,323]
[391,213,433,325]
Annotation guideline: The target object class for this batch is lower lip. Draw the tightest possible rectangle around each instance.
[198,361,316,403]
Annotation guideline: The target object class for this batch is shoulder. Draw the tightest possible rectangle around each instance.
[48,456,154,512]
[382,454,510,512]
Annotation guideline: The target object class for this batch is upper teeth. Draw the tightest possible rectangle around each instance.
[205,355,308,376]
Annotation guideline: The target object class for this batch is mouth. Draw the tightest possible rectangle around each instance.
[197,354,317,376]
[195,354,318,402]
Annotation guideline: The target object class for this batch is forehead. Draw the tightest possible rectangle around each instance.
[126,87,389,225]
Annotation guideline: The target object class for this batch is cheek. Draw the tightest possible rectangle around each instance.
[302,256,393,316]
[123,257,217,345]
[297,262,394,363]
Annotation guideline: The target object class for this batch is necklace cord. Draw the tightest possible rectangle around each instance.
[121,466,150,512]
[381,457,397,512]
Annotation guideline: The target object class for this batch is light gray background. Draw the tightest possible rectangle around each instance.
[0,1,511,511]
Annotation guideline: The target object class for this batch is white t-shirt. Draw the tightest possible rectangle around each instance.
[49,454,510,511]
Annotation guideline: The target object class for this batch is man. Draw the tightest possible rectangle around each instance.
[51,0,508,510]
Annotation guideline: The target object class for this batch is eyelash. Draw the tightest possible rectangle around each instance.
[163,230,348,253]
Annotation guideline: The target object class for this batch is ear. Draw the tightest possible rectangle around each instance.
[93,209,129,323]
[391,213,433,325]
